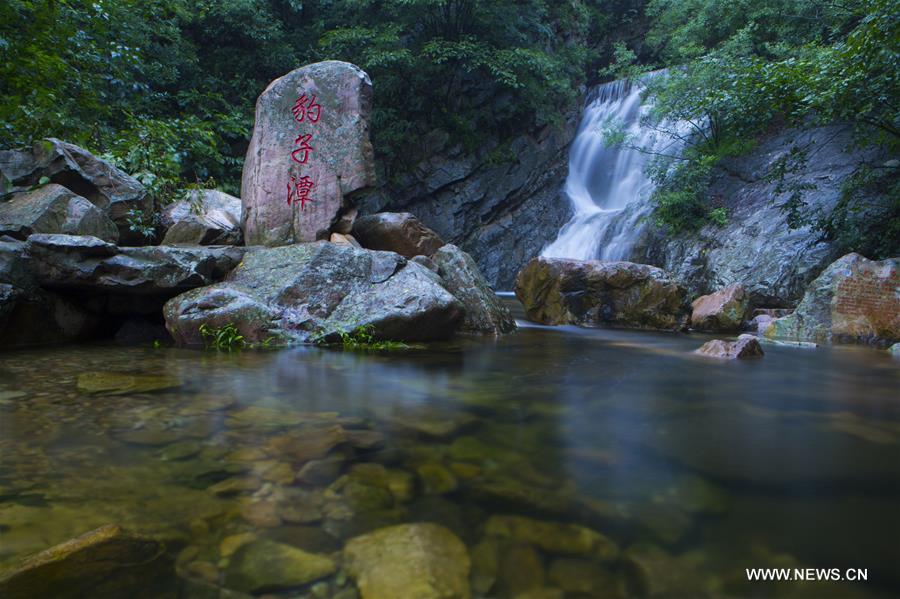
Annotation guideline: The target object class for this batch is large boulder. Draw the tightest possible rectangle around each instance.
[515,257,689,330]
[432,244,515,334]
[0,524,174,599]
[764,253,899,346]
[164,242,464,346]
[343,523,471,599]
[0,139,150,244]
[242,61,375,245]
[0,184,119,242]
[353,212,445,259]
[26,234,244,294]
[690,284,749,332]
[161,189,242,246]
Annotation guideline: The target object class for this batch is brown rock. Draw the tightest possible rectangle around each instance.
[343,523,471,599]
[241,61,375,245]
[515,257,688,330]
[329,232,361,247]
[696,334,765,360]
[0,524,173,599]
[352,212,445,259]
[690,284,749,332]
[764,253,899,346]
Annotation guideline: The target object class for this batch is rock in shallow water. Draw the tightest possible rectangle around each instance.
[432,244,516,334]
[343,523,471,599]
[224,539,336,593]
[515,257,688,330]
[695,334,764,360]
[483,515,618,561]
[0,524,173,599]
[164,242,464,345]
[690,284,749,332]
[764,252,899,346]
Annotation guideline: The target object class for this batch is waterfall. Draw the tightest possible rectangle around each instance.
[541,74,678,261]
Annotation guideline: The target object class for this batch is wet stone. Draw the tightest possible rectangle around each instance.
[208,476,262,497]
[417,462,459,495]
[77,372,182,395]
[224,539,336,594]
[484,515,618,561]
[499,542,545,596]
[296,456,346,486]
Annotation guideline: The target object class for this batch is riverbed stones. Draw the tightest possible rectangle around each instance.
[0,184,119,242]
[695,335,765,360]
[352,212,446,259]
[76,371,182,395]
[764,253,900,346]
[432,244,516,334]
[164,242,463,345]
[0,139,150,244]
[690,284,749,332]
[343,523,471,599]
[224,539,336,593]
[0,524,173,599]
[161,189,242,246]
[242,61,375,245]
[515,257,689,330]
[483,515,618,561]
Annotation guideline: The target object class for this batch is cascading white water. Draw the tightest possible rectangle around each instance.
[542,75,677,261]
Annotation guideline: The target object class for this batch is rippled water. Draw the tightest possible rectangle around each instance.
[1,299,898,598]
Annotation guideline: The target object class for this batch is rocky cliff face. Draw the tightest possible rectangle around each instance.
[358,116,579,290]
[637,125,885,307]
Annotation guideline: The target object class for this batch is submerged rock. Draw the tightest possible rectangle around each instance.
[515,257,688,330]
[76,371,181,395]
[764,253,899,346]
[0,184,119,242]
[164,242,463,346]
[161,189,242,246]
[224,539,336,594]
[432,244,516,334]
[695,334,765,360]
[242,61,375,245]
[352,212,446,259]
[690,284,749,332]
[0,138,150,244]
[483,515,618,561]
[343,523,471,599]
[0,524,173,599]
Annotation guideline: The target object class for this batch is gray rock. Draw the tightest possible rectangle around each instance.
[515,257,689,330]
[0,139,150,244]
[0,184,118,242]
[26,234,244,294]
[352,212,445,258]
[163,242,464,346]
[763,252,899,346]
[639,125,884,306]
[0,524,173,599]
[432,243,515,334]
[242,61,376,245]
[0,286,97,348]
[358,118,578,289]
[161,189,242,246]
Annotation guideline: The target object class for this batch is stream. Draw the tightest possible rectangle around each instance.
[1,298,898,597]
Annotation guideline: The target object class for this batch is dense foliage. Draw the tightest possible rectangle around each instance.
[624,0,899,257]
[1,0,637,199]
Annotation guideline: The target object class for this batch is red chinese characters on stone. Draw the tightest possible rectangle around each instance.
[286,91,323,209]
[291,94,322,124]
[291,133,314,165]
[287,175,315,209]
